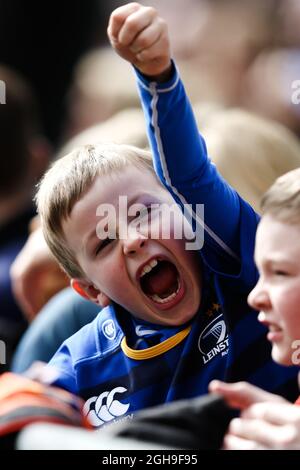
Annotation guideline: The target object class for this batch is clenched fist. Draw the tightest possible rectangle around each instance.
[107,2,172,81]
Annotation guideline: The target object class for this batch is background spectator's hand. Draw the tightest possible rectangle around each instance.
[223,402,300,449]
[10,226,69,322]
[209,380,286,410]
[107,2,172,80]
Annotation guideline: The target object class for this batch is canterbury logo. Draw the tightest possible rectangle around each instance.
[102,319,116,340]
[83,386,130,427]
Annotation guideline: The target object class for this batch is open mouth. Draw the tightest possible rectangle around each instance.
[138,257,184,309]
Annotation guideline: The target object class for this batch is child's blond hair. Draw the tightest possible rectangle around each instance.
[36,143,154,279]
[261,168,300,224]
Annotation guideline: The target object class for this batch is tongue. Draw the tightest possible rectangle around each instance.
[141,261,178,297]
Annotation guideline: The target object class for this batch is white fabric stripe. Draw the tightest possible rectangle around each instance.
[153,74,180,93]
[149,83,239,262]
[137,78,153,92]
[137,74,179,94]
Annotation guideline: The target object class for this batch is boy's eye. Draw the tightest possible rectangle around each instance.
[273,269,288,277]
[95,237,113,255]
[138,206,152,218]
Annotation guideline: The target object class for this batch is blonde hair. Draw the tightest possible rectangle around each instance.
[261,168,300,224]
[36,143,154,278]
[201,109,300,212]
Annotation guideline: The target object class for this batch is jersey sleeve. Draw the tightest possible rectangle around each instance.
[134,62,259,278]
[48,342,78,393]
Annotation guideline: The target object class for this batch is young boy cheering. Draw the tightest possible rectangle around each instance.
[36,3,298,427]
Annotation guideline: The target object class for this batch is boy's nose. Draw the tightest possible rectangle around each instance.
[247,282,271,311]
[122,233,147,256]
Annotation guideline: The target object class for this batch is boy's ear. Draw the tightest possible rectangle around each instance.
[71,279,111,308]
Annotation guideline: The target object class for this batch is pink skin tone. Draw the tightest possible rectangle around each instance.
[65,166,201,326]
[209,214,300,449]
[248,214,300,366]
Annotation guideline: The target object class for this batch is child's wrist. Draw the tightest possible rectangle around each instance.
[134,60,177,89]
[144,62,173,83]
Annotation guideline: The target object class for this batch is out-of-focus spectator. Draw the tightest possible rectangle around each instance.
[165,0,277,105]
[276,0,300,47]
[0,65,50,370]
[63,48,141,139]
[200,108,300,212]
[10,225,69,323]
[240,48,300,138]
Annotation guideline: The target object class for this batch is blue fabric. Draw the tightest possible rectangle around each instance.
[11,288,99,373]
[47,64,299,427]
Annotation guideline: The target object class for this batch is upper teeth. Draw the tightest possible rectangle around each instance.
[140,258,158,277]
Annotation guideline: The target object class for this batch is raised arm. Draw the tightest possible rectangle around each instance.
[107,3,258,266]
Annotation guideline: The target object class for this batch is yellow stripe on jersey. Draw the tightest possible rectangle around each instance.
[121,325,192,360]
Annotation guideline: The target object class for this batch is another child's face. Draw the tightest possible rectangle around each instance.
[248,214,300,366]
[63,166,202,326]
